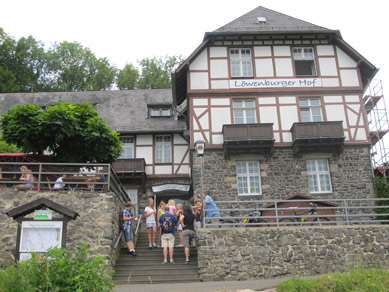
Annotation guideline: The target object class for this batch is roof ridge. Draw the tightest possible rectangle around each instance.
[213,5,331,33]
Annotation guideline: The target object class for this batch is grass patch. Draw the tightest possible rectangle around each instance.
[276,267,389,292]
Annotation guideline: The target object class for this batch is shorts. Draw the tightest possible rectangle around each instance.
[161,233,175,248]
[123,227,133,242]
[183,229,196,247]
[177,224,183,231]
[147,222,157,228]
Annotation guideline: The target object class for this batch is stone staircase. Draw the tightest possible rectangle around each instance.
[113,228,200,285]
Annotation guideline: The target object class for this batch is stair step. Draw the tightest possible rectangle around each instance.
[113,278,201,285]
[115,268,197,276]
[114,229,199,284]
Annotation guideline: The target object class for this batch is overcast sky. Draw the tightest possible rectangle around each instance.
[1,0,387,90]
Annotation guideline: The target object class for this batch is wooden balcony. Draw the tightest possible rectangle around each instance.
[112,158,146,181]
[223,123,275,158]
[290,121,345,156]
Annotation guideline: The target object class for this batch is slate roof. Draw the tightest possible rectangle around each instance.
[211,6,338,35]
[0,89,186,133]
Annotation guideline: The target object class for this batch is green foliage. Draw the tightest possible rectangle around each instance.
[137,55,184,89]
[0,101,122,163]
[0,28,46,93]
[0,135,21,153]
[117,63,139,90]
[373,176,389,222]
[0,27,184,92]
[46,42,117,91]
[277,267,389,292]
[0,243,114,292]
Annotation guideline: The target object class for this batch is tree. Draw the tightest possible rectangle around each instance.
[0,135,21,153]
[137,55,184,89]
[117,63,139,89]
[0,28,46,93]
[0,102,122,163]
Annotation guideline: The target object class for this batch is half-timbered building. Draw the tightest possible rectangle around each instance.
[172,6,378,202]
[0,6,380,210]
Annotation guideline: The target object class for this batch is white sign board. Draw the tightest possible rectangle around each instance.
[19,221,63,261]
[229,78,322,89]
[152,184,190,193]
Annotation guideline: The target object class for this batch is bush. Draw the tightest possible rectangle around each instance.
[277,267,389,292]
[0,243,114,292]
[373,176,389,222]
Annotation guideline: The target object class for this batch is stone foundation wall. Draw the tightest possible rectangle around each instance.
[197,225,389,281]
[0,190,125,266]
[192,145,374,201]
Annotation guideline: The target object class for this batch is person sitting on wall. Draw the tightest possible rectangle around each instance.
[53,174,66,190]
[13,165,34,191]
[122,201,138,256]
[88,174,106,191]
[202,191,220,225]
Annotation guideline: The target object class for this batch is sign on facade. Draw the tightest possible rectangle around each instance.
[230,78,322,89]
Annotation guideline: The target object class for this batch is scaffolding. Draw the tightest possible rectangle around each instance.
[364,80,389,174]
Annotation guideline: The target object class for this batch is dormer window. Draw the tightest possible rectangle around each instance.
[149,106,172,117]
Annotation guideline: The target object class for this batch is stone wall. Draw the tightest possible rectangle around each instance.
[192,145,374,201]
[197,225,389,281]
[0,189,125,266]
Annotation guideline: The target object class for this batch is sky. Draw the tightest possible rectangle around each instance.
[1,0,387,91]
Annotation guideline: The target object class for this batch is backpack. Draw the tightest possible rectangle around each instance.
[161,214,174,233]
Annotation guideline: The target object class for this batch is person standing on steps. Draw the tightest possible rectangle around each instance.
[157,201,166,248]
[144,197,157,249]
[122,201,138,256]
[176,203,184,247]
[158,206,178,264]
[180,204,196,264]
[202,191,220,225]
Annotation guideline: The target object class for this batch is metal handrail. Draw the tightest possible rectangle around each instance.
[201,198,389,227]
[0,162,129,203]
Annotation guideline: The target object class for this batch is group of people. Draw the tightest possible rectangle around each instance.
[121,191,220,263]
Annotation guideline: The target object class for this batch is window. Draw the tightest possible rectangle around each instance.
[306,160,332,193]
[233,99,256,124]
[299,97,323,122]
[119,136,134,159]
[230,48,253,78]
[293,47,317,76]
[155,135,171,163]
[236,161,261,195]
[150,107,171,117]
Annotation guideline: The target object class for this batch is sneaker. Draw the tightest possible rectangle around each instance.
[149,244,152,249]
[162,260,167,264]
[170,259,174,264]
[152,243,157,248]
[129,251,138,256]
[185,260,189,264]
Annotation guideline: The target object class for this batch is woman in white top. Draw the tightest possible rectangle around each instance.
[144,197,157,249]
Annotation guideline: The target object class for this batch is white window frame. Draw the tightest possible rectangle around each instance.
[299,97,323,122]
[233,99,256,124]
[155,135,171,163]
[119,136,134,159]
[306,159,332,193]
[150,107,171,117]
[230,48,253,78]
[292,47,317,76]
[236,161,261,196]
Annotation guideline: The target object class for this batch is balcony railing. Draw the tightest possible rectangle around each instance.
[223,123,275,158]
[0,162,129,203]
[112,158,146,174]
[290,121,345,156]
